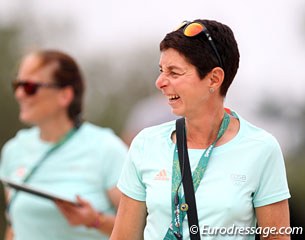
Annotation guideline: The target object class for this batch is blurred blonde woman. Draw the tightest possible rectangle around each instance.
[0,50,127,240]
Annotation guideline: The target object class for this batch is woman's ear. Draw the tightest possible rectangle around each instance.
[208,67,225,90]
[58,86,74,108]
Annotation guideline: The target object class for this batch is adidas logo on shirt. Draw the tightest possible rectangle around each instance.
[154,169,169,181]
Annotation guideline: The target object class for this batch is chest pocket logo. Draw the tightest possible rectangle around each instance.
[230,173,247,185]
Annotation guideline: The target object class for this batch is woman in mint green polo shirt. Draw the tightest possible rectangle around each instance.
[0,50,127,240]
[111,19,290,240]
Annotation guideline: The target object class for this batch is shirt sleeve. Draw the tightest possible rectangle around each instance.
[0,140,14,179]
[117,132,146,201]
[253,137,291,207]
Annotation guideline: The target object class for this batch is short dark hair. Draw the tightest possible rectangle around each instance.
[160,19,240,96]
[32,50,85,126]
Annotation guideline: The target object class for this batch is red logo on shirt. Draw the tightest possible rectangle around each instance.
[15,166,26,177]
[154,169,169,181]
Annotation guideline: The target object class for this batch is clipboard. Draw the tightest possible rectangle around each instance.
[1,178,79,206]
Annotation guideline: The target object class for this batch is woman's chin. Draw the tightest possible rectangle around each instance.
[171,108,184,117]
[19,114,35,125]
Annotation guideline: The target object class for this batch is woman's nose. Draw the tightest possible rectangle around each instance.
[155,73,168,90]
[14,85,26,100]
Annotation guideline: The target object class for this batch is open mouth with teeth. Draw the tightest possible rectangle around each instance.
[168,94,180,101]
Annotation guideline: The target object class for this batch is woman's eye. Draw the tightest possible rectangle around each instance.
[171,72,180,77]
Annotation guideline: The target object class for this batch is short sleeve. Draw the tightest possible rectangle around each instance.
[253,138,290,207]
[0,140,14,179]
[117,132,146,201]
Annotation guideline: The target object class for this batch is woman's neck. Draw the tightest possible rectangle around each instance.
[38,117,75,143]
[185,107,225,149]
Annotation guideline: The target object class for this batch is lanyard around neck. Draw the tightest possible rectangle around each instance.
[6,127,77,215]
[22,127,77,183]
[164,112,231,239]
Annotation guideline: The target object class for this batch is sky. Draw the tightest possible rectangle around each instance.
[0,0,305,150]
[1,0,304,100]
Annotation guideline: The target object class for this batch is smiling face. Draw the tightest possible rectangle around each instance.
[14,54,68,126]
[155,48,214,118]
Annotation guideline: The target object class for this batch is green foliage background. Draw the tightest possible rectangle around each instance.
[0,24,23,239]
[0,11,304,240]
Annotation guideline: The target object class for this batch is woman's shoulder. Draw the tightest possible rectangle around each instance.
[80,122,112,134]
[4,127,38,145]
[1,127,39,156]
[77,122,126,146]
[238,114,280,147]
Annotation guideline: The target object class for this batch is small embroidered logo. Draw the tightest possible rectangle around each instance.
[15,166,27,177]
[230,173,247,185]
[154,169,169,181]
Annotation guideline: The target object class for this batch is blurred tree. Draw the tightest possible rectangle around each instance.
[286,103,305,239]
[287,156,305,240]
[258,98,305,240]
[82,48,160,135]
[0,24,24,240]
[261,11,305,237]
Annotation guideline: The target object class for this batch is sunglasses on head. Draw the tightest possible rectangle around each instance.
[175,20,223,68]
[12,80,62,96]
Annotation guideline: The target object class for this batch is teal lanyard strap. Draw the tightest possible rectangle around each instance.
[22,128,77,183]
[164,112,231,239]
[6,127,77,215]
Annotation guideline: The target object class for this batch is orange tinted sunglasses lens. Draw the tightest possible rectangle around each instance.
[183,23,204,37]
